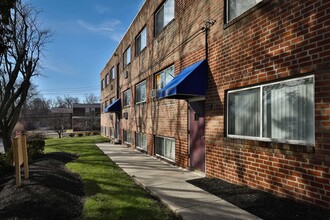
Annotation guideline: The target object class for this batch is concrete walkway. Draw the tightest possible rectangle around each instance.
[96,143,261,220]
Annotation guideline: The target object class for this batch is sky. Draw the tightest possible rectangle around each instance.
[28,0,145,102]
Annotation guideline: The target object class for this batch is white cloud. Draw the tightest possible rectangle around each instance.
[94,5,109,14]
[77,19,123,41]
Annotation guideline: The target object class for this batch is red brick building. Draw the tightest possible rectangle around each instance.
[100,0,330,208]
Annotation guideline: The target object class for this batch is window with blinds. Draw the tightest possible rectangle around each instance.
[227,75,314,145]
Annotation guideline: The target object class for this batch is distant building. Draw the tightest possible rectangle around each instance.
[72,103,100,131]
[50,107,72,129]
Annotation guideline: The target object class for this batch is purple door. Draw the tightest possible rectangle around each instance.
[189,101,205,172]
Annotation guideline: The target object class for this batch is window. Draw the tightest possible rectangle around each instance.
[124,130,131,143]
[105,127,109,137]
[105,100,108,109]
[135,80,146,104]
[226,0,263,22]
[101,79,105,90]
[136,132,147,151]
[135,27,147,55]
[155,65,174,89]
[123,89,131,107]
[110,97,115,104]
[155,0,174,35]
[110,67,115,80]
[227,76,314,145]
[155,136,175,161]
[117,63,120,76]
[123,46,131,67]
[105,74,109,86]
[110,127,115,138]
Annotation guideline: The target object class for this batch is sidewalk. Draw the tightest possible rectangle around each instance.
[96,143,261,220]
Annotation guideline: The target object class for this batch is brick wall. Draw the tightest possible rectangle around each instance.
[205,0,330,208]
[100,0,330,209]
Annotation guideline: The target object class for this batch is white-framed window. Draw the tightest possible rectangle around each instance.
[155,0,174,35]
[123,46,131,67]
[155,136,175,161]
[155,65,174,90]
[226,0,263,23]
[123,89,131,107]
[110,127,115,138]
[227,75,314,145]
[101,79,105,90]
[110,67,115,80]
[105,127,109,137]
[135,80,147,104]
[101,126,105,135]
[135,27,147,55]
[136,132,147,151]
[124,130,132,143]
[110,97,115,104]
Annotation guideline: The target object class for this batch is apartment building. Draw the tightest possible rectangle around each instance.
[100,0,330,208]
[72,103,100,131]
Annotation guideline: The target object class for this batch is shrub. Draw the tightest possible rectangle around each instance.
[85,132,91,136]
[27,139,45,161]
[69,133,75,137]
[77,133,84,137]
[92,131,100,135]
[0,150,14,174]
[27,133,45,161]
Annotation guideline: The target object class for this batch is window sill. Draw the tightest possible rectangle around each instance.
[136,146,147,153]
[224,137,315,154]
[135,101,146,106]
[155,154,175,164]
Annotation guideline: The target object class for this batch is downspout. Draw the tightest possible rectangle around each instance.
[116,60,121,142]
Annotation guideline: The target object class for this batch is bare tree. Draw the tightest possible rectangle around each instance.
[49,117,66,138]
[84,93,99,104]
[21,96,51,130]
[54,95,79,108]
[64,95,79,108]
[0,0,15,54]
[0,0,50,151]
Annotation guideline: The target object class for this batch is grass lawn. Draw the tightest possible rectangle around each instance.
[45,135,179,220]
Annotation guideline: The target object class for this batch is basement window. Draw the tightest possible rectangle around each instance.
[155,136,175,161]
[123,130,132,143]
[136,132,147,151]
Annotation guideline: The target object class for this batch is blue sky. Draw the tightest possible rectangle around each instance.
[29,0,145,101]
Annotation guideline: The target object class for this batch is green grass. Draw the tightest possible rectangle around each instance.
[45,135,179,220]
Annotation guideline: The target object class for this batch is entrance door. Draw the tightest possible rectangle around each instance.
[189,100,205,172]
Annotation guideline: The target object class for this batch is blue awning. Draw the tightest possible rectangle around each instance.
[157,60,207,100]
[104,99,121,113]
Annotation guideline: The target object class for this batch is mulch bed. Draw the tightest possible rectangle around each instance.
[0,152,84,220]
[188,178,330,220]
